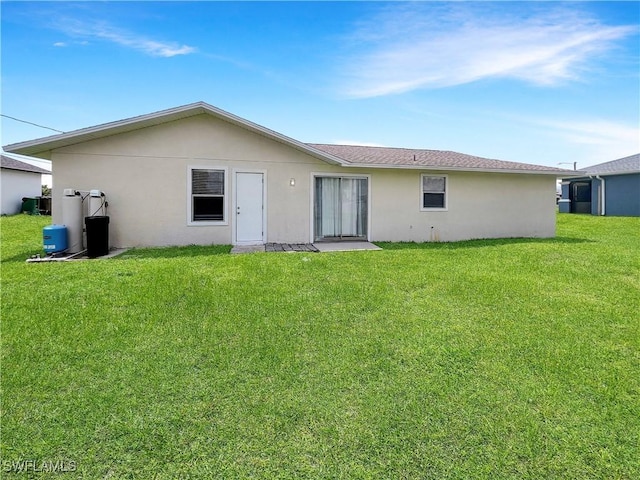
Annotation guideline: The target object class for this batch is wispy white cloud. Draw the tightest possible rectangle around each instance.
[53,42,67,47]
[540,118,639,148]
[521,115,640,162]
[340,3,637,97]
[53,17,195,57]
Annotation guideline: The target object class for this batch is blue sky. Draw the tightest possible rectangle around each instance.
[2,1,639,169]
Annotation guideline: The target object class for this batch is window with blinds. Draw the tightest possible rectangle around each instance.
[421,174,447,210]
[190,168,225,222]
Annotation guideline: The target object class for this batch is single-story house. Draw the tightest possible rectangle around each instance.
[3,102,572,248]
[1,154,50,215]
[559,154,640,217]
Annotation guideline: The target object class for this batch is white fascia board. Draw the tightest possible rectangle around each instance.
[584,170,640,176]
[340,162,577,176]
[3,103,209,158]
[204,105,346,166]
[3,102,348,166]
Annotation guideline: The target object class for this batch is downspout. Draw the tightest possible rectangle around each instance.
[590,175,606,216]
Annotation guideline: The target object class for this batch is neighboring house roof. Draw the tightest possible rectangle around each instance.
[581,154,640,176]
[1,154,50,174]
[3,101,571,176]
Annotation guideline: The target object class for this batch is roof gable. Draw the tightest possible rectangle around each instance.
[3,102,571,175]
[2,102,346,166]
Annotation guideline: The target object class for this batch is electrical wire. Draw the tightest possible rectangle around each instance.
[89,194,107,217]
[1,114,65,133]
[74,189,108,216]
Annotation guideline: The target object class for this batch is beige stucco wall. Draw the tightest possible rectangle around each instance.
[370,169,556,242]
[50,113,556,248]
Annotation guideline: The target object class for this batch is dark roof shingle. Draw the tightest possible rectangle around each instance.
[1,154,50,174]
[307,144,570,173]
[583,154,640,175]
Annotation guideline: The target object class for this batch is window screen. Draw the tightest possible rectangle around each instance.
[422,175,446,209]
[192,170,224,195]
[191,169,225,222]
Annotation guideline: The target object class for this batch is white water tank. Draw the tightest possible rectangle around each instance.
[88,190,106,217]
[62,189,83,253]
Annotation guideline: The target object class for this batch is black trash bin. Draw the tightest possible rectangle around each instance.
[85,216,109,258]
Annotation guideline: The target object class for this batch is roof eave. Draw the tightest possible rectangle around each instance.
[584,170,640,176]
[2,101,348,166]
[342,162,576,175]
[1,166,49,174]
[3,102,214,158]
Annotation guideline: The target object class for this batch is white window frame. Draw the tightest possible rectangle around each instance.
[420,174,448,211]
[187,165,229,226]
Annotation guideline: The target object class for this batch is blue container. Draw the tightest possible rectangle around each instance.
[43,225,68,253]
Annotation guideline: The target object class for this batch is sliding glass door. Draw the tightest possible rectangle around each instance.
[314,176,368,241]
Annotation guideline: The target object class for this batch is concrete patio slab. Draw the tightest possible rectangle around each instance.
[230,242,381,254]
[230,245,266,254]
[313,242,382,252]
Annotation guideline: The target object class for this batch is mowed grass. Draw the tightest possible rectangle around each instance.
[1,214,638,479]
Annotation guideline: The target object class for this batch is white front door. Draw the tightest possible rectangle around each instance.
[235,172,264,244]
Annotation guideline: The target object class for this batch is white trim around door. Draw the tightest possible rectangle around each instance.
[233,169,267,245]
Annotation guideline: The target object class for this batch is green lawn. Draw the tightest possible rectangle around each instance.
[1,214,638,479]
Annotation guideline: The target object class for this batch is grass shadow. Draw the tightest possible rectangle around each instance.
[4,237,593,262]
[3,245,232,263]
[116,244,232,260]
[374,236,595,251]
[2,251,45,264]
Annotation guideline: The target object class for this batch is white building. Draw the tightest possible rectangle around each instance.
[4,102,572,247]
[1,154,50,215]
